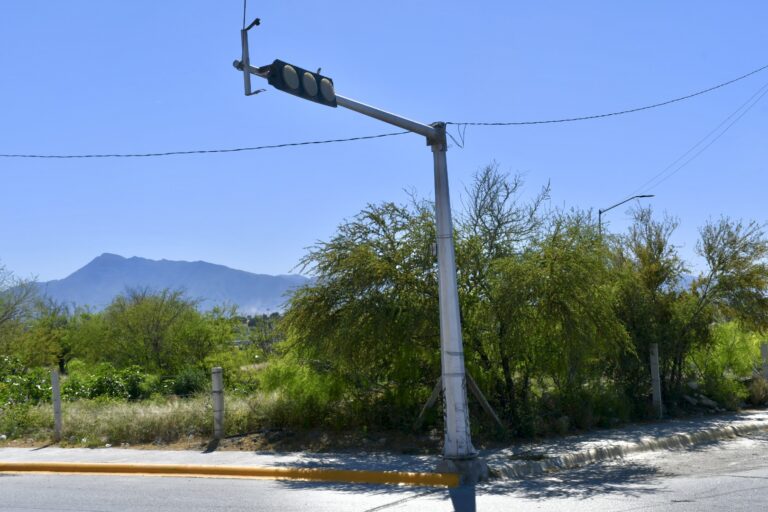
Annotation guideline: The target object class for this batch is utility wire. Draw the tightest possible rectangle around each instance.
[446,63,768,127]
[637,82,768,194]
[0,132,411,159]
[1,63,766,160]
[629,80,768,196]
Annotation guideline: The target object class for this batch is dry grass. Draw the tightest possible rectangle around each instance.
[0,390,314,447]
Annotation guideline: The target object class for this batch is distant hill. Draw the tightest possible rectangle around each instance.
[35,253,309,314]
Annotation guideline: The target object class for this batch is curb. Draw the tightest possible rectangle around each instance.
[488,419,768,479]
[0,461,459,488]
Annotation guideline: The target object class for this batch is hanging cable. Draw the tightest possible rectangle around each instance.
[446,63,768,127]
[628,80,768,196]
[638,83,768,194]
[0,131,411,159]
[2,63,766,160]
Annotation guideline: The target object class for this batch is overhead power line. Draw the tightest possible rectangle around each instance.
[630,80,768,195]
[446,63,768,127]
[0,132,411,159]
[1,63,766,160]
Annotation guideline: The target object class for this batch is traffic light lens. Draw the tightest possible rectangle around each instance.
[320,78,335,102]
[282,65,299,90]
[302,72,318,97]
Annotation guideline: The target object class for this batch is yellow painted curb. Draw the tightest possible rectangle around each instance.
[0,461,459,488]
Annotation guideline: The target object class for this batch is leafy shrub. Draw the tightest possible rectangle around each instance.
[689,322,762,382]
[258,358,344,429]
[748,376,768,406]
[61,361,158,401]
[702,375,748,410]
[171,367,208,397]
[0,356,51,407]
[203,347,261,394]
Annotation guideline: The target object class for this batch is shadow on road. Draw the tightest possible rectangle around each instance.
[482,460,666,500]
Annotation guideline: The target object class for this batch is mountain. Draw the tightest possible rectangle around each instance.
[35,253,309,314]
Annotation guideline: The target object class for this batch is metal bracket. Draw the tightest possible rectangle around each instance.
[239,18,266,96]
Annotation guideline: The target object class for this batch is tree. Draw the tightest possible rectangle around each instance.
[611,207,687,403]
[477,210,628,431]
[282,199,441,426]
[455,164,549,426]
[13,299,70,369]
[71,289,235,373]
[693,218,768,331]
[0,263,37,354]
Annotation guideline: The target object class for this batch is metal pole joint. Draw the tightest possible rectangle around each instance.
[428,122,447,148]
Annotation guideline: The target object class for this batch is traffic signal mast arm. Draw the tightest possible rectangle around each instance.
[233,60,438,142]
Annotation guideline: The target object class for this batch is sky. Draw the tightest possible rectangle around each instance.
[1,1,766,281]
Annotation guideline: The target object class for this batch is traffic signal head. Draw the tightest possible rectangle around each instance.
[267,59,337,107]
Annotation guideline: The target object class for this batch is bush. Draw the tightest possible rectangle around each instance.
[0,356,52,407]
[171,367,208,397]
[258,358,344,429]
[0,404,52,439]
[702,376,748,410]
[61,361,159,401]
[748,376,768,406]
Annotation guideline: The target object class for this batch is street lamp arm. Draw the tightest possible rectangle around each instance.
[600,194,655,216]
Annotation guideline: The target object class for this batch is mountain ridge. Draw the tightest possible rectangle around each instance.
[35,253,309,314]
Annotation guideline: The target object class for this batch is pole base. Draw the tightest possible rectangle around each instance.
[436,457,489,485]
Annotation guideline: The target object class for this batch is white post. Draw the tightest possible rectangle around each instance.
[650,343,663,419]
[51,368,62,442]
[760,342,768,379]
[211,367,224,439]
[431,124,476,460]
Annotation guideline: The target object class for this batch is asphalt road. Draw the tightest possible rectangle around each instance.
[3,432,768,511]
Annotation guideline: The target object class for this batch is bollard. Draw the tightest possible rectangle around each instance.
[649,343,663,419]
[211,367,224,439]
[761,343,768,380]
[51,368,62,442]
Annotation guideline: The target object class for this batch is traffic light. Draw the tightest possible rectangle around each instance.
[267,59,337,107]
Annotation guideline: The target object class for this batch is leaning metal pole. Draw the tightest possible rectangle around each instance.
[430,123,476,459]
[322,98,477,460]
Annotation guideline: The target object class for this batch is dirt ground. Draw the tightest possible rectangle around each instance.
[0,427,513,454]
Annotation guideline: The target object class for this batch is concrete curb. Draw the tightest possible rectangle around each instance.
[0,461,459,487]
[488,419,768,479]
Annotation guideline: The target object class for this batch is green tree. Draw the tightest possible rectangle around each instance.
[71,289,235,373]
[12,300,70,369]
[479,210,627,431]
[0,263,37,355]
[611,207,686,405]
[282,199,440,426]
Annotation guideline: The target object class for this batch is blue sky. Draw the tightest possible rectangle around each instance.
[1,1,766,281]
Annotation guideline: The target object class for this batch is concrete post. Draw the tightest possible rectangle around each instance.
[650,343,663,419]
[761,342,768,379]
[211,367,224,439]
[51,369,62,442]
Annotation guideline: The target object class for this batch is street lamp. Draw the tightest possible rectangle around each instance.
[598,194,655,234]
[233,21,485,480]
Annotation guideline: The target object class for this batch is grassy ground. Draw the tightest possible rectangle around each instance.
[0,394,450,454]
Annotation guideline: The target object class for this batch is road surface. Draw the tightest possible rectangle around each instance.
[3,432,768,511]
